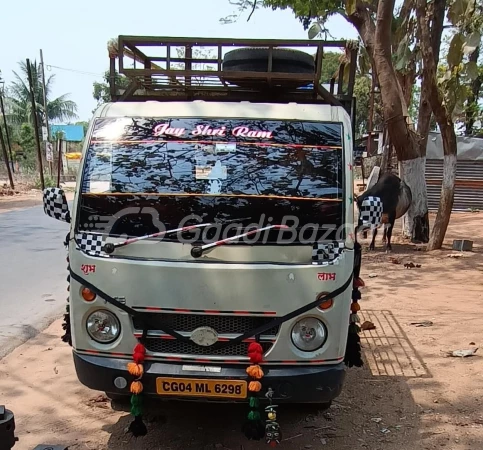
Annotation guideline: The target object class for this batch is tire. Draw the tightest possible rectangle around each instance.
[221,47,315,89]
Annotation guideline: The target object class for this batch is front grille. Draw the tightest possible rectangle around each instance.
[133,313,280,336]
[144,339,273,356]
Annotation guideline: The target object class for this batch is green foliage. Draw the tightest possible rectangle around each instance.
[437,0,482,131]
[16,123,37,170]
[7,60,78,125]
[320,51,343,83]
[262,0,343,24]
[75,121,89,136]
[93,71,130,106]
[353,76,383,137]
[353,76,371,136]
[408,85,421,125]
[32,175,57,189]
[447,33,465,68]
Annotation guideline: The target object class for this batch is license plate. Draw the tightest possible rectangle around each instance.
[156,377,247,399]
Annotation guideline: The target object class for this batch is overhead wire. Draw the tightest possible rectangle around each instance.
[45,64,104,78]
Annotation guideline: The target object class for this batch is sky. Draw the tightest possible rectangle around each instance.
[0,0,357,121]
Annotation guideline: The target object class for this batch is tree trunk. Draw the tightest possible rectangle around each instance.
[374,0,429,242]
[428,141,456,250]
[399,157,430,242]
[417,0,457,250]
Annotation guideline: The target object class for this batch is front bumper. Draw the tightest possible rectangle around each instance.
[74,351,346,404]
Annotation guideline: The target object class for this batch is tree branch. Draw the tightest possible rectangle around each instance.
[416,0,449,130]
[398,0,414,25]
[247,0,257,21]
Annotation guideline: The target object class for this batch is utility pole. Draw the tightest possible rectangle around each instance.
[26,58,45,190]
[56,138,62,188]
[39,49,52,175]
[0,83,14,173]
[0,126,14,189]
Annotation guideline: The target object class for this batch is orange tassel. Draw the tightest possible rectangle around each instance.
[130,380,143,394]
[351,302,361,313]
[248,381,262,392]
[127,362,144,377]
[246,365,264,379]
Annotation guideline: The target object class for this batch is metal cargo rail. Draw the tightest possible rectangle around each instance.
[107,35,358,115]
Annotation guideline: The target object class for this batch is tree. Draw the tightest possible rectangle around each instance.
[320,51,343,83]
[224,0,431,243]
[439,0,483,137]
[75,121,89,137]
[352,75,383,137]
[419,0,481,249]
[7,60,78,125]
[93,70,130,107]
[15,123,37,170]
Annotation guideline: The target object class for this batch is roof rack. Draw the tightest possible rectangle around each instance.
[108,36,358,114]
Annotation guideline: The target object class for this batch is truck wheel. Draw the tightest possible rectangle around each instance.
[221,47,315,88]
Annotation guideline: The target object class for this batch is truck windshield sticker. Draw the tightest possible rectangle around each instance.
[153,123,273,139]
[78,117,344,242]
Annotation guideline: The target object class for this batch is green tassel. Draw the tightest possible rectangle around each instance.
[249,397,260,408]
[349,323,361,334]
[248,410,261,421]
[130,394,143,417]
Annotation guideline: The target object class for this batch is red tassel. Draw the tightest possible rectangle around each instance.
[248,351,263,364]
[134,343,146,355]
[248,342,263,354]
[133,352,145,364]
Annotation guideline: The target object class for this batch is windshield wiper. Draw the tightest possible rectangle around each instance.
[190,224,289,258]
[102,223,212,254]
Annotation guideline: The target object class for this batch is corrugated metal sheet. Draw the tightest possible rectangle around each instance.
[426,160,483,211]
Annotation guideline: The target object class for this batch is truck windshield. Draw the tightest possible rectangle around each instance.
[77,117,344,244]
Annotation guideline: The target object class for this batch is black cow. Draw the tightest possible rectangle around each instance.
[355,173,412,251]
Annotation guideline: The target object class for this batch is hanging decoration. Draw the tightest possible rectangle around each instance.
[242,342,266,440]
[127,342,148,437]
[62,253,72,346]
[344,241,364,367]
[265,387,281,447]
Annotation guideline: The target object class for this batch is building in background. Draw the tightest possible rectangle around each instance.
[50,124,85,179]
[426,132,483,211]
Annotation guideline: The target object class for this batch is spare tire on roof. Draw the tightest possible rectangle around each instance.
[221,47,315,89]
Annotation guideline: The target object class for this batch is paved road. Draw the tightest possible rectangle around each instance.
[0,204,70,358]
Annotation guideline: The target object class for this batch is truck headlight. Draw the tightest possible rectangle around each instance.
[291,317,326,351]
[86,310,121,344]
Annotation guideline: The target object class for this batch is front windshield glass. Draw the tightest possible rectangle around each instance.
[77,117,344,244]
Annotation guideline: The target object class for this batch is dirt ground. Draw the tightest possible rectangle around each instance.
[0,190,75,213]
[1,213,483,450]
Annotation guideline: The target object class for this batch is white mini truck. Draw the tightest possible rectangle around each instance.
[43,36,362,439]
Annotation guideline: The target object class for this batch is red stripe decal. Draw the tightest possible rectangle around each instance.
[146,307,162,311]
[195,359,212,363]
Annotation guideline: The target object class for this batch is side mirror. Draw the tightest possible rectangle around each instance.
[43,187,71,223]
